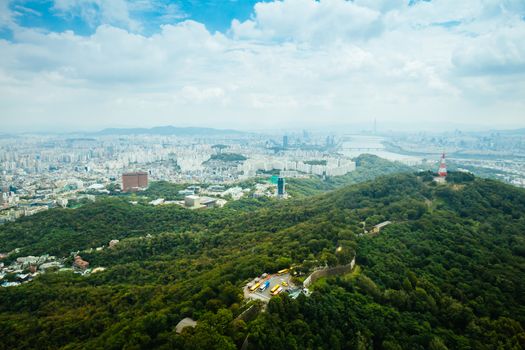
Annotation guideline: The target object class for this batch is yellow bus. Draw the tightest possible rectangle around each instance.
[249,282,261,292]
[271,286,283,296]
[277,268,289,275]
[270,285,280,294]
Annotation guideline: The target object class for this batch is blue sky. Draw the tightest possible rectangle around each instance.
[0,0,524,132]
[4,0,268,37]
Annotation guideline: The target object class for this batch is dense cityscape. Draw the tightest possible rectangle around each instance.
[2,127,525,226]
[0,128,359,223]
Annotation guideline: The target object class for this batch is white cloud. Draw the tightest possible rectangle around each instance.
[452,24,525,75]
[128,1,187,22]
[181,86,226,103]
[0,0,16,30]
[1,0,524,131]
[52,0,141,31]
[231,0,383,44]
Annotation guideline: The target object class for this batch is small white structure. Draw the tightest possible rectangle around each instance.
[184,195,201,208]
[109,240,119,249]
[149,198,165,206]
[371,221,392,234]
[176,318,197,334]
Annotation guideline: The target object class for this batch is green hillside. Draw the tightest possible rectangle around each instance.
[0,172,524,349]
[286,154,413,197]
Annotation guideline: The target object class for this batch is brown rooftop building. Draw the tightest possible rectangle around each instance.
[122,171,148,192]
[73,255,89,270]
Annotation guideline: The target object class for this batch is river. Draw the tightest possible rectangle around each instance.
[341,135,422,165]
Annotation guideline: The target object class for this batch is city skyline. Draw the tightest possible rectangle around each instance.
[1,0,525,132]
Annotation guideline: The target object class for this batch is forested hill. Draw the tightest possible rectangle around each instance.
[1,172,525,349]
[0,154,412,257]
[286,154,413,197]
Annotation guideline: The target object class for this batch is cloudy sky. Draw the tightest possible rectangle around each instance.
[0,0,524,132]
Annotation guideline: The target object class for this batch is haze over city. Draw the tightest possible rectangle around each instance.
[1,0,524,132]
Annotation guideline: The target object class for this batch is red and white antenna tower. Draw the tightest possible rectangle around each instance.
[438,152,447,177]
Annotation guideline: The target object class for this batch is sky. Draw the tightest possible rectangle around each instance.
[0,0,524,132]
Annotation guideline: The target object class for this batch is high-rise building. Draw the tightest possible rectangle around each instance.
[282,135,289,149]
[1,181,8,194]
[1,182,8,205]
[122,171,148,192]
[277,177,285,196]
[326,135,335,147]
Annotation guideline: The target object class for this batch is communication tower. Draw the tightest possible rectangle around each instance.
[438,153,447,177]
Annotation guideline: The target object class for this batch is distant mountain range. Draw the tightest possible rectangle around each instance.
[92,126,245,136]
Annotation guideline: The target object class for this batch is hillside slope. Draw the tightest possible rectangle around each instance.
[285,154,413,197]
[0,173,524,349]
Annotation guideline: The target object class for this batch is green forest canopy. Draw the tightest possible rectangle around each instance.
[207,153,247,162]
[0,169,524,349]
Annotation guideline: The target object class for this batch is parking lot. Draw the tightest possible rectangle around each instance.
[244,272,296,302]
